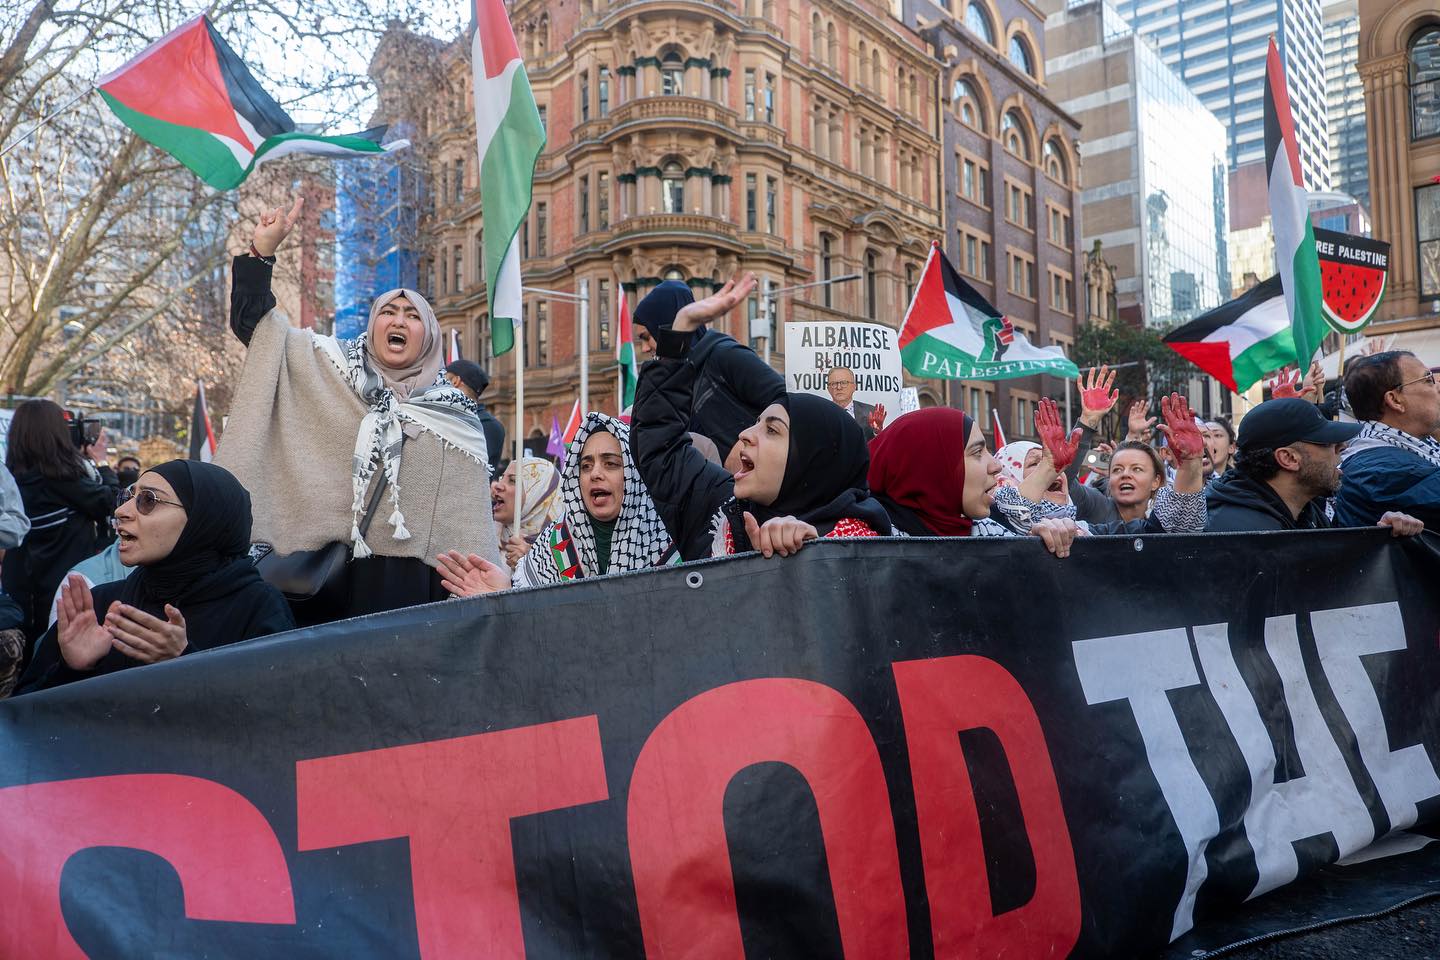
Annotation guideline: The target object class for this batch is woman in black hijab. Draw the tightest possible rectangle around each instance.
[631,274,891,559]
[15,461,294,694]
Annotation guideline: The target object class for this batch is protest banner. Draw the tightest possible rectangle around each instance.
[2,531,1439,958]
[784,320,902,416]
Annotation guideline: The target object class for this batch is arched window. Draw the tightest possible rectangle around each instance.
[952,77,985,131]
[661,51,684,96]
[820,232,835,306]
[905,263,918,306]
[662,161,685,213]
[827,21,838,68]
[664,266,686,281]
[1002,109,1031,160]
[812,13,824,62]
[538,15,549,55]
[965,2,995,45]
[865,249,879,319]
[908,71,919,115]
[872,51,884,93]
[1008,35,1034,76]
[859,40,869,83]
[1411,26,1440,141]
[1043,138,1068,183]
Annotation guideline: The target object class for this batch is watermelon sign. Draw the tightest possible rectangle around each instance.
[1314,227,1390,334]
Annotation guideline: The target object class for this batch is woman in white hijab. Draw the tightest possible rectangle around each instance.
[217,197,498,625]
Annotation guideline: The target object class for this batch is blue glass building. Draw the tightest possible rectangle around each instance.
[334,139,425,340]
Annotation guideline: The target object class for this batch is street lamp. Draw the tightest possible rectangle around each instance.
[754,272,862,366]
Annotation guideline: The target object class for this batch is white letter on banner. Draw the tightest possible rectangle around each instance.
[1072,629,1217,941]
[1193,617,1374,900]
[1311,602,1440,832]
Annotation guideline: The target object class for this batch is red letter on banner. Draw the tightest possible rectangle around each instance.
[0,774,295,959]
[627,678,909,959]
[893,655,1081,955]
[294,717,608,960]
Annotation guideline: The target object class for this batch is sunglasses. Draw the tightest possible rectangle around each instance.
[116,485,184,516]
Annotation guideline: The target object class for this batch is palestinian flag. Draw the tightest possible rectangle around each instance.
[1163,275,1295,391]
[617,289,637,413]
[899,243,1078,381]
[1265,37,1327,370]
[97,17,405,191]
[189,381,217,462]
[560,400,582,446]
[472,0,546,356]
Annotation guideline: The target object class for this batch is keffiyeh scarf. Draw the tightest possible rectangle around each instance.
[515,413,670,584]
[1342,421,1440,470]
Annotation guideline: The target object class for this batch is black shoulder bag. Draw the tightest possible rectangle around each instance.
[254,475,389,611]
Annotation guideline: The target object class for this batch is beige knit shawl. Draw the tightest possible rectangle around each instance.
[216,311,498,568]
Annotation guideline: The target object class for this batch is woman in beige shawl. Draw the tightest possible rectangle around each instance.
[217,198,497,624]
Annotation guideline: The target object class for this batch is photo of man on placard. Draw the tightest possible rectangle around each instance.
[827,366,876,442]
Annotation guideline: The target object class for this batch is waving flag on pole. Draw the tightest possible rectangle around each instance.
[560,400,583,446]
[991,408,1007,449]
[447,328,462,364]
[472,0,546,356]
[617,288,637,413]
[96,17,405,191]
[1265,37,1327,370]
[189,382,217,462]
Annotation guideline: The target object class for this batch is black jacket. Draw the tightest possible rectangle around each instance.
[1205,471,1330,532]
[684,328,786,458]
[477,405,506,475]
[1,465,119,643]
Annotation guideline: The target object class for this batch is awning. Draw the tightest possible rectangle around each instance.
[1318,326,1440,378]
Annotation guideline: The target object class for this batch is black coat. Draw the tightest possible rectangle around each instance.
[683,328,786,458]
[15,558,295,694]
[1205,471,1330,532]
[477,405,506,476]
[1,465,118,643]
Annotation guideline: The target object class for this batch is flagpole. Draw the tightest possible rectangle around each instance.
[0,87,94,159]
[514,315,525,527]
[579,278,589,417]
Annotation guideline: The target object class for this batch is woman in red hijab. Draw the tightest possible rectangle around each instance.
[868,407,1081,556]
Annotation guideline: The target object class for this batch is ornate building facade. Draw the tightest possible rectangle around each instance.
[375,0,942,449]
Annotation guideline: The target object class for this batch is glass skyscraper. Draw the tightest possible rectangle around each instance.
[1323,0,1367,208]
[334,146,424,340]
[1110,0,1331,190]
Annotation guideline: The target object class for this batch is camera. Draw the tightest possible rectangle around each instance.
[63,410,101,450]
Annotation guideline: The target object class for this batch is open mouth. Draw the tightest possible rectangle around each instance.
[1116,480,1137,496]
[116,529,138,548]
[1047,477,1064,493]
[734,452,755,480]
[491,494,506,514]
[385,330,408,350]
[588,488,613,508]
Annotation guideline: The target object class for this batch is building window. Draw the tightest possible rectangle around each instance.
[1043,138,1069,184]
[826,21,838,69]
[1411,27,1440,140]
[967,386,991,427]
[1013,394,1035,438]
[579,174,590,233]
[1005,179,1034,230]
[766,175,778,233]
[745,68,757,120]
[597,171,610,228]
[1047,202,1072,249]
[1049,267,1073,313]
[820,232,834,306]
[904,263,918,307]
[1418,182,1440,300]
[764,72,776,123]
[747,291,760,350]
[746,173,758,230]
[952,77,985,132]
[662,162,684,214]
[453,158,464,203]
[1008,35,1034,77]
[598,279,612,349]
[536,301,550,366]
[661,51,684,95]
[811,14,824,64]
[454,245,463,293]
[959,150,990,206]
[475,229,484,279]
[865,249,879,319]
[580,71,590,122]
[520,219,529,258]
[440,255,448,295]
[537,105,547,133]
[958,226,992,281]
[965,2,995,45]
[1007,249,1036,299]
[599,67,610,116]
[1001,109,1031,161]
[536,202,547,255]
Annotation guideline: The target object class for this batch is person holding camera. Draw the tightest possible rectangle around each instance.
[1,400,119,647]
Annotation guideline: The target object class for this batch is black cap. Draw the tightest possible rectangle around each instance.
[445,359,490,397]
[1236,398,1360,449]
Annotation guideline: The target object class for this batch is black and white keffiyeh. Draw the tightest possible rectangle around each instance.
[515,413,670,585]
[1343,421,1440,470]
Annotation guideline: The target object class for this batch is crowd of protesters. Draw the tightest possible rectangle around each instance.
[0,201,1434,696]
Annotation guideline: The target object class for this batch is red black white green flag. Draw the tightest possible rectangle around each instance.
[97,17,405,191]
[189,381,217,463]
[898,243,1078,381]
[617,289,637,414]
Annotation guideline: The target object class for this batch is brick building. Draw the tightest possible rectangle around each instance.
[374,0,943,450]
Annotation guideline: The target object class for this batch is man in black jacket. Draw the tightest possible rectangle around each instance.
[445,360,506,476]
[1205,398,1422,535]
[632,279,786,464]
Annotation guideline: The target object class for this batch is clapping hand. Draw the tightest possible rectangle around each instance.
[1035,397,1082,473]
[252,196,304,257]
[105,604,188,664]
[55,576,111,671]
[673,272,757,333]
[436,550,513,597]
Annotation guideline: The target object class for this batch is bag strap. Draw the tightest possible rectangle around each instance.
[358,473,390,538]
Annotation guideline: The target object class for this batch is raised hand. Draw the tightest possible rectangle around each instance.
[743,511,818,558]
[1268,366,1305,399]
[105,603,188,664]
[55,575,112,671]
[252,196,304,257]
[1156,393,1204,462]
[1303,360,1326,401]
[673,272,757,333]
[1079,365,1119,426]
[1034,397,1082,473]
[868,404,887,434]
[436,550,513,597]
[1125,399,1156,442]
[83,427,109,465]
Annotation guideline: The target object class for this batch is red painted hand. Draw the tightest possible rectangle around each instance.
[1269,366,1305,399]
[1079,364,1119,416]
[1034,397,1082,473]
[868,404,887,434]
[1156,393,1205,462]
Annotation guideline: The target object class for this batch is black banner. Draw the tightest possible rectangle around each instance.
[1,530,1438,958]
